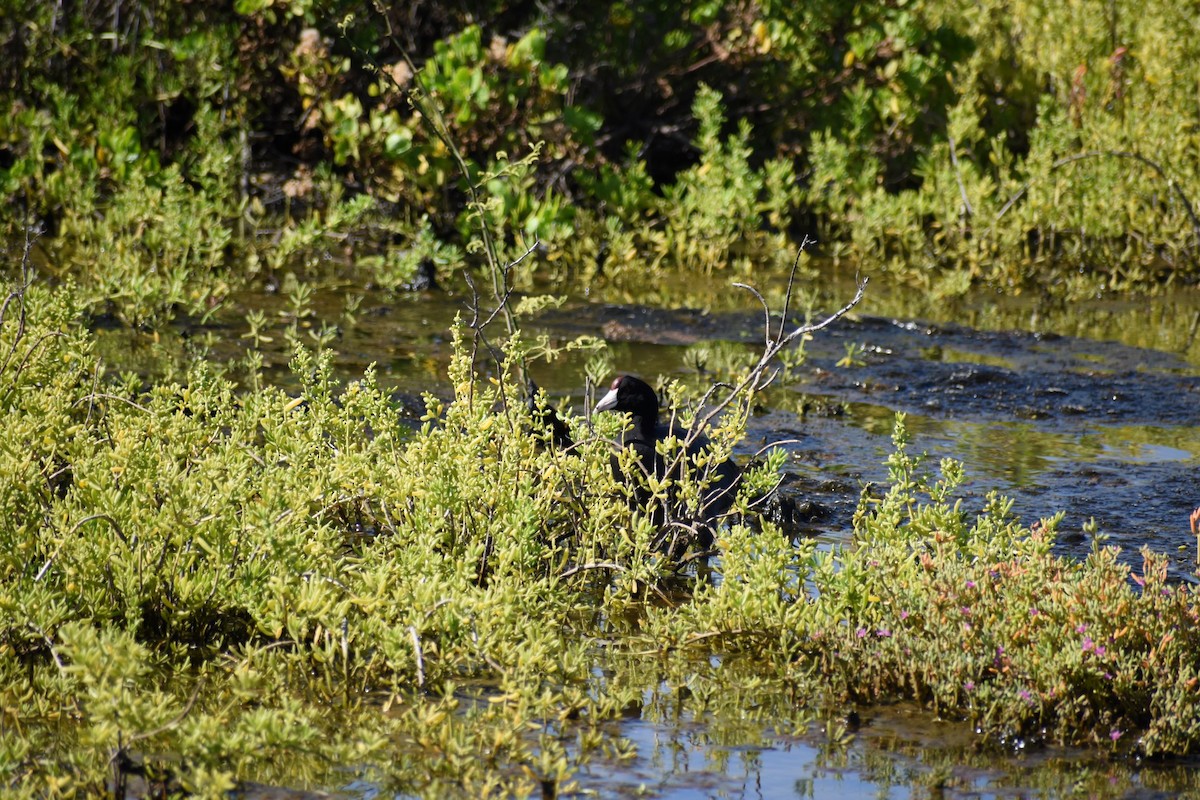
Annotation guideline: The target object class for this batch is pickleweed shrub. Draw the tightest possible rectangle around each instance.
[8,266,1200,797]
[0,276,771,795]
[637,413,1200,757]
[658,85,799,274]
[806,416,1200,754]
[564,85,802,282]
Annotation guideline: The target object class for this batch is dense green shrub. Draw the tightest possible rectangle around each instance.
[5,0,1200,312]
[0,272,762,795]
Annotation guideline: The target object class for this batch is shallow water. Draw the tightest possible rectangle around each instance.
[574,701,1200,799]
[99,271,1200,798]
[529,282,1200,578]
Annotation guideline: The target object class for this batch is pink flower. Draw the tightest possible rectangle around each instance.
[1110,729,1123,742]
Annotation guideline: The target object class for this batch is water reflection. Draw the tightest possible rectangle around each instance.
[568,698,1200,800]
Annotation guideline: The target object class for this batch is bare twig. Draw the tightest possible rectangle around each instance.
[126,677,206,742]
[65,513,130,547]
[738,282,772,348]
[356,8,543,392]
[0,331,66,408]
[947,132,974,218]
[26,622,67,677]
[408,625,425,688]
[703,272,867,431]
[73,392,151,413]
[0,223,39,377]
[776,237,811,343]
[559,561,626,580]
[626,238,866,550]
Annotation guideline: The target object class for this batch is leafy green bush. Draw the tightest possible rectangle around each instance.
[7,0,1200,308]
[663,416,1200,755]
[565,85,801,281]
[0,268,762,794]
[799,0,1200,294]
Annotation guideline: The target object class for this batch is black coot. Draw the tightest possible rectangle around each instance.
[527,381,574,450]
[594,375,741,549]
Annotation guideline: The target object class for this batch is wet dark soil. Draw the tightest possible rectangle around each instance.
[533,299,1200,577]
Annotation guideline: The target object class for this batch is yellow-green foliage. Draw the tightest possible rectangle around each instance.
[7,0,1200,306]
[806,0,1200,294]
[5,283,1200,797]
[0,282,752,795]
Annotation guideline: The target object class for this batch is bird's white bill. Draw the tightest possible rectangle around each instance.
[593,386,620,414]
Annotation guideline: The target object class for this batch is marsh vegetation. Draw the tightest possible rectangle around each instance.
[4,1,1200,797]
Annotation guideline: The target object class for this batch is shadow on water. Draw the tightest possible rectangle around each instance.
[97,269,1200,798]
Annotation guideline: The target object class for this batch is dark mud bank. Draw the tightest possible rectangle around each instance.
[537,302,1200,575]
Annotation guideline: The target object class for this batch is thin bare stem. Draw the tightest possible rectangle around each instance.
[947,133,974,218]
[358,7,542,389]
[777,235,811,342]
[734,282,772,348]
[408,625,425,688]
[696,274,868,434]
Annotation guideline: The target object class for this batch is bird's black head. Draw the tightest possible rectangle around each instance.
[593,375,659,420]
